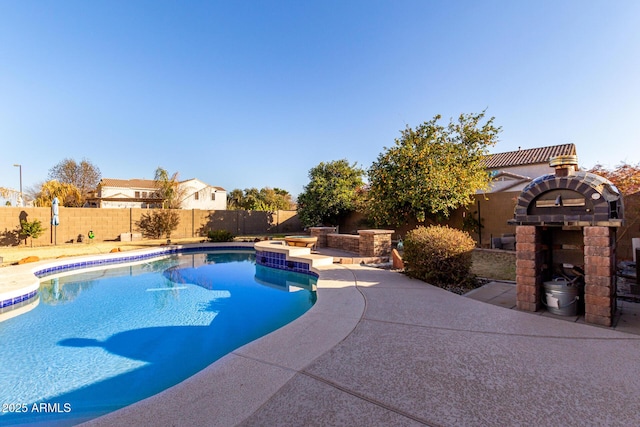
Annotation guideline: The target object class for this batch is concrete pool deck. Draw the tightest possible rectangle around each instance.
[86,261,640,426]
[3,245,640,426]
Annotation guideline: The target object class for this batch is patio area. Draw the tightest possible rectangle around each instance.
[466,280,640,335]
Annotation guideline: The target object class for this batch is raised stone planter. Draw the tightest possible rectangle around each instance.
[309,227,337,248]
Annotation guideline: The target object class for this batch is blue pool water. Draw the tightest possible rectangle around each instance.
[0,250,316,426]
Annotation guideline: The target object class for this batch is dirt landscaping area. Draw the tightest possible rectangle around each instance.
[471,248,516,281]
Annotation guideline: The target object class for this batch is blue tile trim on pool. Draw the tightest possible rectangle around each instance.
[1,245,317,311]
[255,250,318,277]
[0,289,38,308]
[32,245,255,278]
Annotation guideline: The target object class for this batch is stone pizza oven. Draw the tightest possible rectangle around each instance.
[509,155,624,326]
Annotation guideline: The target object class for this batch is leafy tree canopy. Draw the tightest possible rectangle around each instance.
[297,159,365,227]
[20,218,46,247]
[227,187,294,211]
[587,162,640,196]
[48,158,101,206]
[367,112,500,226]
[587,162,640,242]
[33,180,82,207]
[154,167,186,209]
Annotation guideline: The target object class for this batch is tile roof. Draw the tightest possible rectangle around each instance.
[483,143,576,169]
[99,178,160,189]
[99,178,226,192]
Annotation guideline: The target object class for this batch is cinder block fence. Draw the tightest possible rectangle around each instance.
[0,207,302,246]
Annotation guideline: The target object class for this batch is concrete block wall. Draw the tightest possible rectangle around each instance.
[0,207,52,246]
[0,207,303,246]
[75,207,130,242]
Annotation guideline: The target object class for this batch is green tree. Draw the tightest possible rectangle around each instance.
[20,218,47,247]
[256,187,293,210]
[226,187,294,211]
[367,112,500,226]
[242,187,262,210]
[227,189,245,210]
[154,167,186,209]
[297,159,365,227]
[48,158,101,206]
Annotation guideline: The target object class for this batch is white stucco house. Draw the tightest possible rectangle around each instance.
[481,143,577,193]
[86,178,227,210]
[178,178,227,210]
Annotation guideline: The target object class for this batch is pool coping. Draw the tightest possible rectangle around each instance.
[0,242,364,426]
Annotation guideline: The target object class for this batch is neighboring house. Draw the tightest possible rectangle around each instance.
[86,178,227,210]
[86,179,162,208]
[178,178,227,210]
[467,143,578,248]
[481,143,577,193]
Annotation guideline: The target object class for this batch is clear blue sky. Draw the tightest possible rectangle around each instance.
[1,0,639,201]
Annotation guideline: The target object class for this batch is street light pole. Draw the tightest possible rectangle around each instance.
[13,164,22,207]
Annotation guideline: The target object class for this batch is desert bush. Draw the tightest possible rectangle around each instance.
[207,229,235,242]
[403,225,475,286]
[136,210,180,239]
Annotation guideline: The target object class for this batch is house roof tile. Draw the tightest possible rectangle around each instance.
[99,178,160,189]
[483,143,576,169]
[99,178,226,192]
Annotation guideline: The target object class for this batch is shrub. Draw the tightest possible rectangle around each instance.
[207,229,235,242]
[20,219,47,247]
[136,210,180,239]
[403,225,476,287]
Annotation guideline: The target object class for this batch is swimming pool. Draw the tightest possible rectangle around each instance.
[0,250,316,426]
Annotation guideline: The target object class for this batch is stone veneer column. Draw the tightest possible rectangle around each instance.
[516,225,543,312]
[309,227,337,248]
[358,230,394,257]
[583,226,616,327]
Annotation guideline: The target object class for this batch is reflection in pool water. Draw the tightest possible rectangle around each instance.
[0,250,316,426]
